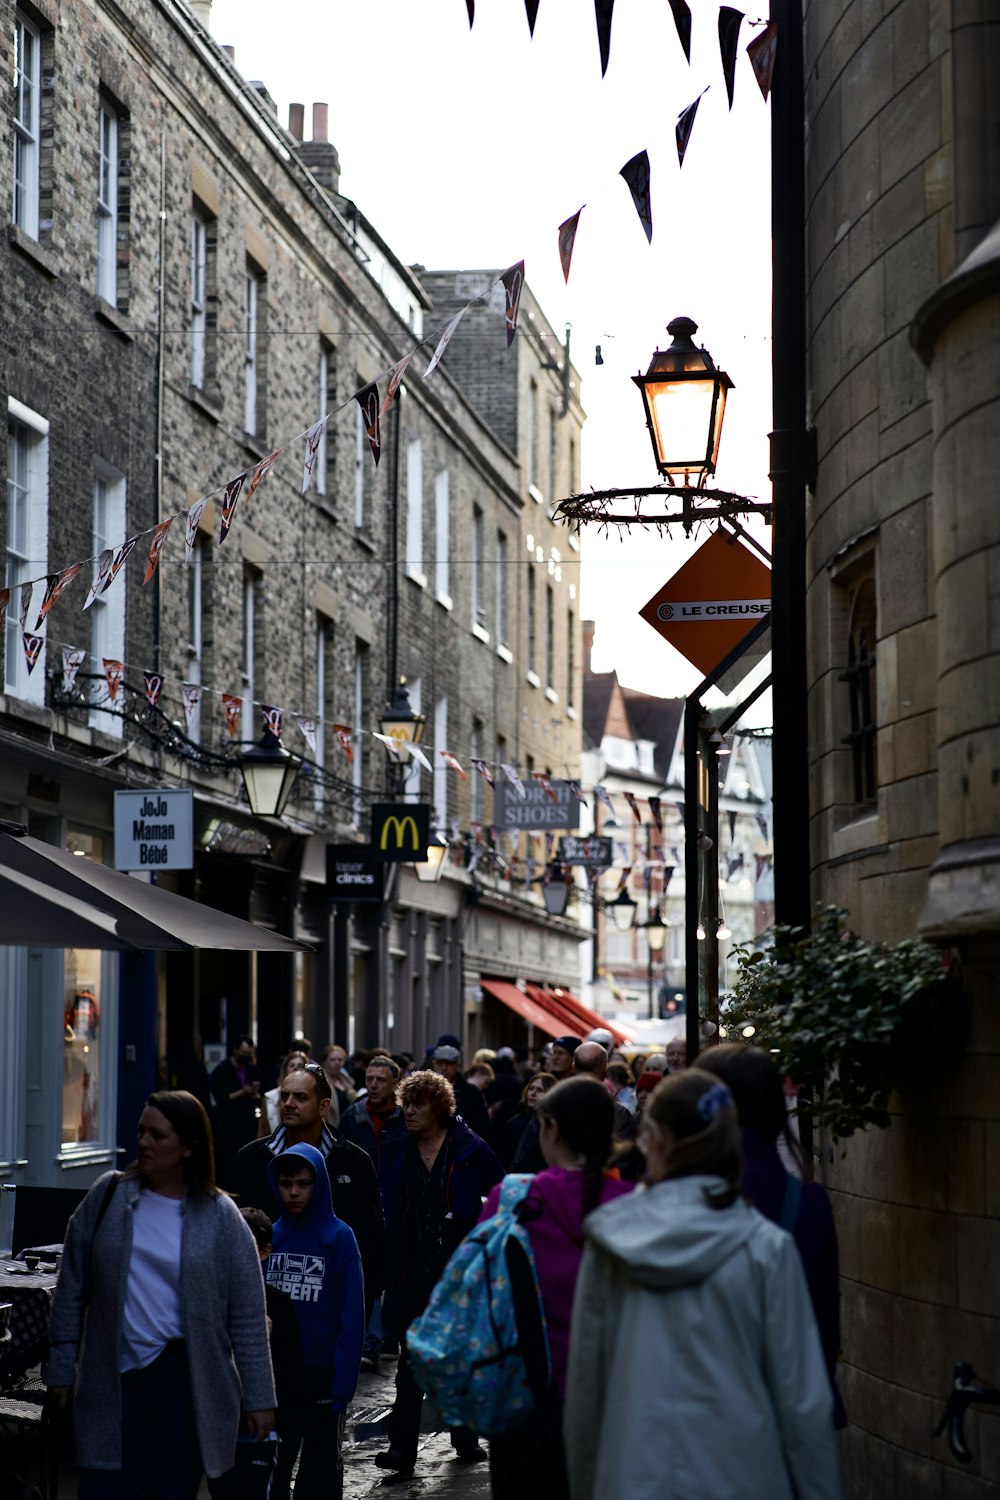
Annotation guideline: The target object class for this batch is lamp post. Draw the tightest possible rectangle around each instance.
[238,727,300,819]
[643,904,669,1019]
[607,887,638,933]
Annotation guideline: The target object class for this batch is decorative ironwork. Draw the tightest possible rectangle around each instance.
[553,484,772,536]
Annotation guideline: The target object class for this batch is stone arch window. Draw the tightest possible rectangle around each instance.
[839,574,877,806]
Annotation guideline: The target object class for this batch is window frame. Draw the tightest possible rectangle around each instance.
[191,208,208,389]
[405,438,424,582]
[5,400,49,705]
[243,267,259,435]
[434,469,450,605]
[90,465,126,737]
[12,12,41,237]
[96,103,119,304]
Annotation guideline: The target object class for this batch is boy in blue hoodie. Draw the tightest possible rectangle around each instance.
[265,1141,365,1500]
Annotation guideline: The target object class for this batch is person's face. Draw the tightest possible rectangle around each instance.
[277,1166,314,1215]
[365,1066,397,1110]
[636,1087,652,1117]
[526,1077,549,1109]
[433,1057,459,1082]
[137,1106,189,1187]
[665,1041,687,1073]
[549,1045,574,1078]
[402,1097,439,1136]
[233,1042,255,1067]
[639,1116,673,1183]
[469,1068,490,1091]
[323,1046,346,1078]
[279,1070,330,1132]
[282,1052,307,1078]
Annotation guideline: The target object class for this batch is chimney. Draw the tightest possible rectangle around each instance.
[188,0,212,27]
[296,103,340,194]
[288,103,304,143]
[582,620,596,674]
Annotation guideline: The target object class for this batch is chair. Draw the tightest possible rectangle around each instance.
[10,1186,86,1256]
[0,1394,56,1498]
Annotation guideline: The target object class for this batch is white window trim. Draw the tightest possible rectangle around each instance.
[90,464,126,738]
[405,438,423,578]
[496,643,513,664]
[96,105,118,304]
[472,622,491,646]
[243,269,259,435]
[526,670,541,688]
[13,14,40,238]
[191,210,207,389]
[434,469,450,603]
[316,348,329,499]
[5,403,48,705]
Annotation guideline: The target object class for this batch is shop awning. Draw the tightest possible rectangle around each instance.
[479,978,567,1039]
[525,983,631,1046]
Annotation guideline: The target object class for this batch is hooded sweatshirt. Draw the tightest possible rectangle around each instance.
[265,1142,365,1412]
[481,1166,632,1400]
[564,1176,840,1500]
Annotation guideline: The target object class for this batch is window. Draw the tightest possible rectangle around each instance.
[315,616,331,809]
[403,678,422,799]
[243,264,266,437]
[242,568,258,740]
[353,642,367,821]
[5,401,48,704]
[405,439,423,580]
[316,344,334,502]
[96,104,118,304]
[526,380,538,494]
[433,696,448,825]
[434,469,450,603]
[548,409,558,503]
[496,531,509,647]
[184,535,205,743]
[471,720,484,822]
[839,574,878,806]
[545,585,555,691]
[567,609,575,708]
[13,12,40,236]
[526,567,537,677]
[471,506,485,632]
[354,401,367,530]
[90,467,126,737]
[191,209,208,388]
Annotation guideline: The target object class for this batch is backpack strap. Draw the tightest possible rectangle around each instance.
[497,1174,535,1216]
[778,1171,802,1232]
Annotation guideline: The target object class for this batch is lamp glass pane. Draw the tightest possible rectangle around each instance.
[242,759,295,817]
[646,921,668,953]
[648,377,717,473]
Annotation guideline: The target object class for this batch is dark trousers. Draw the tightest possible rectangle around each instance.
[386,1337,479,1464]
[489,1396,569,1500]
[270,1368,344,1500]
[78,1342,202,1500]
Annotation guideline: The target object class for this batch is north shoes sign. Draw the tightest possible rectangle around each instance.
[639,528,771,678]
[371,803,430,862]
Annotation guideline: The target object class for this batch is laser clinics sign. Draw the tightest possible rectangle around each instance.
[639,529,771,678]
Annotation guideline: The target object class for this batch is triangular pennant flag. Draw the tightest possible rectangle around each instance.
[623,790,642,822]
[663,864,675,890]
[22,633,44,675]
[500,261,525,348]
[143,671,165,709]
[728,809,738,842]
[471,758,495,787]
[302,420,326,493]
[440,749,467,778]
[501,763,527,800]
[719,7,744,109]
[525,0,539,34]
[144,518,174,584]
[222,693,242,738]
[18,581,32,630]
[247,448,282,504]
[379,352,416,418]
[616,865,632,892]
[219,472,247,544]
[594,0,615,76]
[557,207,583,284]
[467,845,483,876]
[62,647,87,691]
[620,150,652,242]
[755,813,769,840]
[648,796,663,831]
[466,0,474,25]
[35,564,83,628]
[261,705,282,738]
[106,536,138,592]
[401,739,434,773]
[182,684,201,733]
[293,715,317,753]
[185,498,208,558]
[425,310,464,379]
[594,785,618,823]
[676,89,708,168]
[0,588,9,639]
[103,658,125,703]
[532,771,558,803]
[373,731,404,763]
[667,0,692,61]
[333,724,354,764]
[642,864,653,891]
[83,551,114,609]
[747,21,778,101]
[567,780,587,804]
[354,384,381,466]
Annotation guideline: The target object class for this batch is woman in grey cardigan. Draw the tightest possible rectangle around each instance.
[46,1090,276,1499]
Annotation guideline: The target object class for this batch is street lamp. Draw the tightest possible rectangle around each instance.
[413,829,449,883]
[238,728,300,819]
[541,862,572,918]
[643,904,669,1019]
[607,887,638,932]
[632,316,734,483]
[378,677,426,751]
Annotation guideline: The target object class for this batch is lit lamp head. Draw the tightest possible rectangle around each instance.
[239,727,299,819]
[607,887,638,932]
[378,677,426,753]
[632,316,734,484]
[414,829,449,883]
[541,862,572,917]
[644,904,669,953]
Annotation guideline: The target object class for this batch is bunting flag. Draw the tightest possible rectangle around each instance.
[18,581,32,631]
[440,749,467,778]
[676,89,708,168]
[144,518,174,584]
[182,684,201,733]
[719,7,745,108]
[648,795,663,831]
[500,261,525,348]
[642,864,652,892]
[246,448,281,504]
[219,472,246,544]
[747,21,778,101]
[35,564,83,628]
[525,0,539,34]
[726,853,744,880]
[501,763,527,799]
[467,845,483,876]
[262,705,283,738]
[568,780,587,803]
[471,820,484,845]
[557,208,583,284]
[424,311,464,379]
[294,715,318,753]
[594,785,618,823]
[623,790,642,823]
[544,832,555,858]
[185,499,208,558]
[616,865,632,892]
[355,384,381,466]
[755,813,769,840]
[532,771,558,803]
[302,421,326,493]
[594,0,615,76]
[222,693,242,738]
[667,0,692,62]
[83,551,114,609]
[465,0,474,25]
[62,647,87,691]
[103,658,125,703]
[373,732,404,762]
[379,352,416,418]
[333,724,354,764]
[728,809,738,842]
[450,820,462,845]
[107,537,139,590]
[0,589,9,639]
[402,739,434,773]
[22,633,44,674]
[471,757,495,787]
[755,853,773,881]
[663,864,676,890]
[143,671,165,709]
[619,150,652,243]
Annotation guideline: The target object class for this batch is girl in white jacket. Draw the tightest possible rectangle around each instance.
[564,1068,840,1500]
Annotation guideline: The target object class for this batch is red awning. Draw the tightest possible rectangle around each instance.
[480,978,566,1039]
[526,983,631,1046]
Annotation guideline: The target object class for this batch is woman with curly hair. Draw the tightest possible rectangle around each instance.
[564,1069,839,1500]
[377,1070,504,1478]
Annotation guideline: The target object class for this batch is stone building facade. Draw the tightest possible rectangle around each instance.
[802,1,1000,1491]
[0,0,584,1198]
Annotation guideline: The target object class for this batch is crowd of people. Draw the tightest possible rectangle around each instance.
[44,1026,843,1499]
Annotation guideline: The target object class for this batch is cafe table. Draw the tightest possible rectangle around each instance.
[0,1255,60,1388]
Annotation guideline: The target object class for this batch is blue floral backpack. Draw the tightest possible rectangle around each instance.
[406,1173,551,1436]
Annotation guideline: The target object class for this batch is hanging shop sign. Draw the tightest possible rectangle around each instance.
[639,529,771,678]
[371,803,431,862]
[114,788,194,871]
[558,835,613,867]
[495,779,581,830]
[326,844,384,903]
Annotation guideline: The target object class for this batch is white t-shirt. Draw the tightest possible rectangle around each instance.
[120,1188,185,1373]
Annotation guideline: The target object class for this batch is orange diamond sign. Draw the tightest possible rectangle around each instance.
[639,529,771,677]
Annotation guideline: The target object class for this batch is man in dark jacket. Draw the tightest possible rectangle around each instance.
[430,1042,491,1138]
[230,1062,385,1319]
[210,1034,262,1188]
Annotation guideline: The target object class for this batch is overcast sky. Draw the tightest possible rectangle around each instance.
[208,0,773,704]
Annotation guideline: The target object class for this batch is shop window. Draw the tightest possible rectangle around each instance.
[62,833,107,1147]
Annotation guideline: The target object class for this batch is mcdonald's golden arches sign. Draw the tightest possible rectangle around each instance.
[371,803,430,862]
